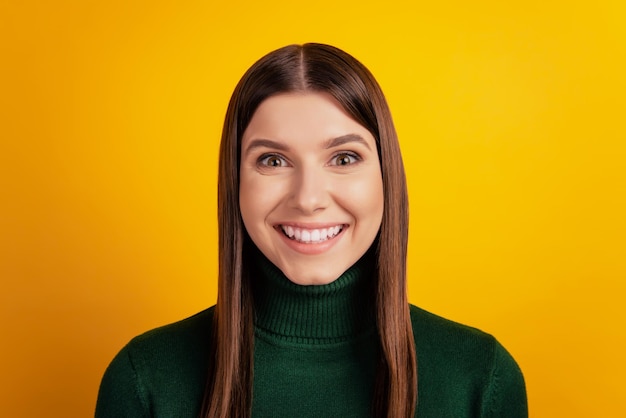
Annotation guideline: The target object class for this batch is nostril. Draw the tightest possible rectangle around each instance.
[289,182,329,214]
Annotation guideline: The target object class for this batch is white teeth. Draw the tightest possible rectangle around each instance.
[280,225,343,243]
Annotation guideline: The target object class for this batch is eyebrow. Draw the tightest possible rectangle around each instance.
[323,134,371,150]
[244,134,371,156]
[244,139,290,155]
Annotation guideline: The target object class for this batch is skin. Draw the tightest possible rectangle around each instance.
[239,92,384,285]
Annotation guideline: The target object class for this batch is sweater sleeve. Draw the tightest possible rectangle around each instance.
[481,341,528,418]
[95,344,150,418]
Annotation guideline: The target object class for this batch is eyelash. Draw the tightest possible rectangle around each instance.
[329,152,361,166]
[256,151,362,168]
[257,153,288,168]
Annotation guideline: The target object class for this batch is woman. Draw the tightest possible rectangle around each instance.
[96,43,527,418]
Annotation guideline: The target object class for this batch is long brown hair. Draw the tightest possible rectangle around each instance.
[201,43,416,418]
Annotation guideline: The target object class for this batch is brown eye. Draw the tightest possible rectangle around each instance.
[332,152,359,166]
[259,154,286,167]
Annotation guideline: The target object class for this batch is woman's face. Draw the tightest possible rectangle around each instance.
[239,92,384,285]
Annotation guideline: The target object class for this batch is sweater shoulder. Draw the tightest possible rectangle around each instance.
[409,303,500,371]
[409,304,527,417]
[121,306,215,378]
[128,306,215,353]
[96,307,215,417]
[409,304,495,345]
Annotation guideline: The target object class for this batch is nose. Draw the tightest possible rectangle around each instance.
[288,167,329,214]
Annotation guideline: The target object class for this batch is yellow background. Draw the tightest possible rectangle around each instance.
[1,0,625,416]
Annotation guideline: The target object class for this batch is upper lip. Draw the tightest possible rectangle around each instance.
[274,222,348,229]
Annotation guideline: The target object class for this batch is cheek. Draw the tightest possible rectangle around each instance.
[363,181,384,226]
[239,172,264,233]
[239,174,284,227]
[338,170,384,226]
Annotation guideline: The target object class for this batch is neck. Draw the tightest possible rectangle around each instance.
[250,250,377,344]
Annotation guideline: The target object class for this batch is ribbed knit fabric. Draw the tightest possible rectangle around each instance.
[96,254,528,417]
[252,250,376,344]
[250,252,379,417]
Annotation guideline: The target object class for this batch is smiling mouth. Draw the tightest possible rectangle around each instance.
[279,225,345,244]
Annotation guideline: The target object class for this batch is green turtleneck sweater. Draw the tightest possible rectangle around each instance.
[96,256,527,417]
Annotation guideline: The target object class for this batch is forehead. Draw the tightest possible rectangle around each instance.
[241,92,375,147]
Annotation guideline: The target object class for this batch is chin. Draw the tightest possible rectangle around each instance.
[281,265,346,286]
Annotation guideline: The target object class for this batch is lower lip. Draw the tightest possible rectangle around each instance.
[277,226,346,255]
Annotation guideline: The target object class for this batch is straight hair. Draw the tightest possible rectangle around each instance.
[201,43,416,418]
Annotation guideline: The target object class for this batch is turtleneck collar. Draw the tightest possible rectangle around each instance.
[251,249,377,345]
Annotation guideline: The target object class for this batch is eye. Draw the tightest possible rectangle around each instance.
[258,154,287,168]
[330,152,360,166]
